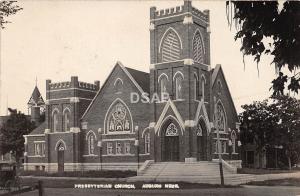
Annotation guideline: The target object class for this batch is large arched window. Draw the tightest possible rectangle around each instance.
[87,133,95,155]
[159,74,168,100]
[193,30,205,63]
[174,72,183,100]
[63,108,70,132]
[215,102,226,133]
[106,101,132,134]
[161,29,181,62]
[52,110,59,132]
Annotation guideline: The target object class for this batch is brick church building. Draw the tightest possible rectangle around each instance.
[24,0,241,172]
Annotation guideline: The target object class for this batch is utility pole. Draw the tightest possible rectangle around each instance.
[214,97,224,186]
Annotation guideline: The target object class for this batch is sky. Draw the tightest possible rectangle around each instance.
[0,0,281,115]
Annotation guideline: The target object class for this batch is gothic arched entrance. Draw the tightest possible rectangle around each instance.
[56,142,65,172]
[196,119,207,161]
[162,122,180,161]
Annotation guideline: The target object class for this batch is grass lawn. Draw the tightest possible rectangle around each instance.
[246,178,300,186]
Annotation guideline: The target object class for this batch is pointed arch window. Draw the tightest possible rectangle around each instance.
[63,109,70,132]
[161,30,181,62]
[194,73,199,100]
[52,110,59,132]
[215,103,226,133]
[159,75,168,100]
[193,31,204,63]
[107,101,132,133]
[201,76,206,101]
[87,133,95,155]
[165,123,179,136]
[174,73,183,100]
[114,78,123,92]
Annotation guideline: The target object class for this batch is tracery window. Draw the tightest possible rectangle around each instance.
[161,30,181,62]
[63,109,70,132]
[174,73,183,100]
[193,31,204,63]
[107,102,131,133]
[165,123,179,136]
[196,123,203,136]
[215,103,226,133]
[52,110,59,132]
[145,132,150,154]
[88,133,95,155]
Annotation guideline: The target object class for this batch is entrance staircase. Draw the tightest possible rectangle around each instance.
[128,161,256,185]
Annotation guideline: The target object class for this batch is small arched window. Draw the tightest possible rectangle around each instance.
[114,78,123,92]
[194,73,199,100]
[52,110,59,132]
[193,30,205,63]
[217,81,222,94]
[87,134,95,155]
[63,109,70,132]
[174,73,183,100]
[159,75,168,100]
[145,132,150,154]
[161,30,181,62]
[201,76,206,101]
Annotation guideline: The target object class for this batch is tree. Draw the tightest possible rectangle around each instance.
[0,0,22,28]
[227,1,300,95]
[239,100,278,168]
[240,96,300,169]
[0,108,35,165]
[272,95,300,169]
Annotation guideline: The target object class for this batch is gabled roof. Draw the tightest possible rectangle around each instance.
[210,64,239,121]
[29,122,46,135]
[81,61,150,119]
[28,86,45,106]
[125,66,150,94]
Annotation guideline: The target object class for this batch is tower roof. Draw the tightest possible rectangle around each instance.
[28,86,45,106]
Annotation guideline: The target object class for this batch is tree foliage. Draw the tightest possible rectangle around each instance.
[0,108,35,162]
[0,0,22,28]
[227,1,300,95]
[239,96,300,168]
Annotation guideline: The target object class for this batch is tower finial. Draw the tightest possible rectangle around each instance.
[35,76,37,87]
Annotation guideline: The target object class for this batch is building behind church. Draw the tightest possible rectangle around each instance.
[24,0,242,172]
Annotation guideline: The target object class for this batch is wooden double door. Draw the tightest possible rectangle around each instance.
[163,136,179,161]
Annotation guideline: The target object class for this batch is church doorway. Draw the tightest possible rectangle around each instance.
[162,122,180,162]
[196,120,207,161]
[57,143,65,173]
